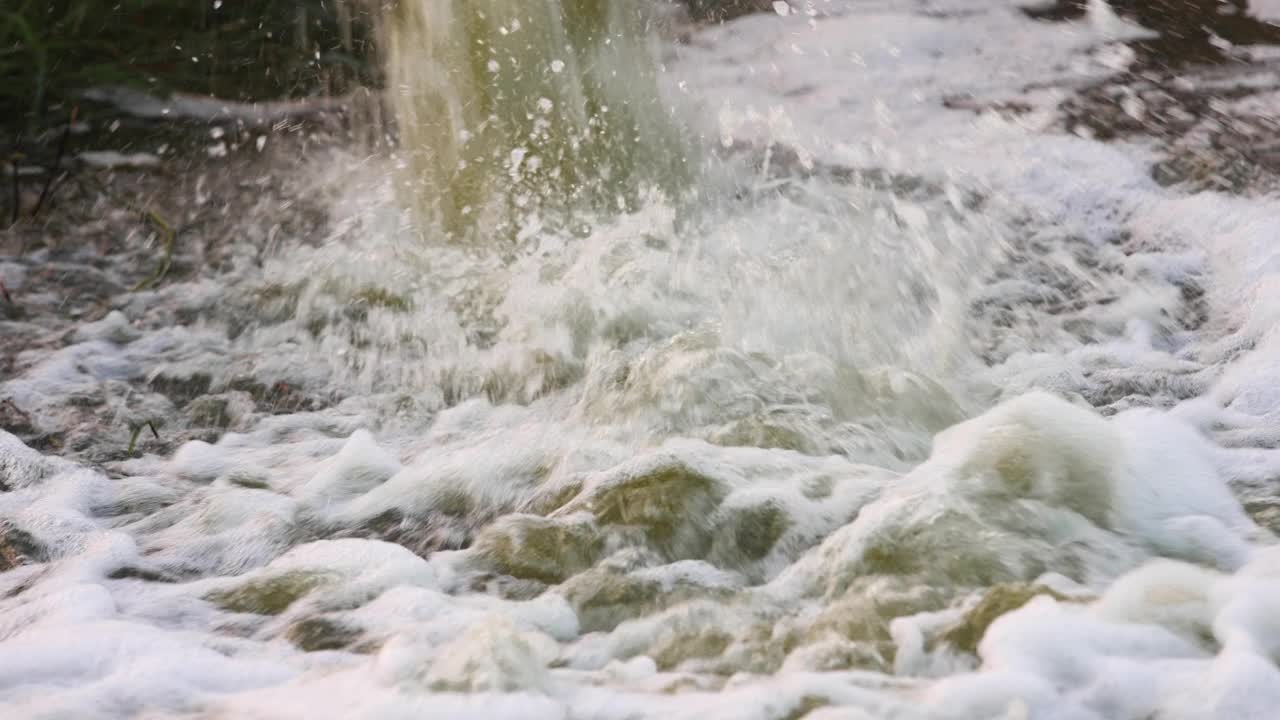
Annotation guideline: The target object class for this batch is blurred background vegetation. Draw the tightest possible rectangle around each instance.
[1,0,381,137]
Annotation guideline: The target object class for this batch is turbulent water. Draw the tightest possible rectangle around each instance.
[7,1,1280,718]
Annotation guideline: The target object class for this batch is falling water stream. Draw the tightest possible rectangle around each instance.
[385,0,694,239]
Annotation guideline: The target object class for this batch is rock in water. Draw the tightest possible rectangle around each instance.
[424,616,553,693]
[0,520,47,571]
[683,0,773,22]
[1024,0,1266,48]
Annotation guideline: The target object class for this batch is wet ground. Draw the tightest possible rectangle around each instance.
[2,94,362,464]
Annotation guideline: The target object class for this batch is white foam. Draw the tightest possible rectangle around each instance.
[9,1,1280,717]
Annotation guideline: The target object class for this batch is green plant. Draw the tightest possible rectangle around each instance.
[1,0,379,137]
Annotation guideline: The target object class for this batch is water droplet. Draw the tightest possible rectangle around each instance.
[550,60,565,74]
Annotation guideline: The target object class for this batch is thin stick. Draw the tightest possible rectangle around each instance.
[76,173,182,290]
[8,130,19,227]
[40,170,70,216]
[132,209,176,290]
[128,420,161,456]
[32,106,77,218]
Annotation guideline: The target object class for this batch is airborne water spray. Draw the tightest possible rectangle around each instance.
[384,0,696,241]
